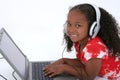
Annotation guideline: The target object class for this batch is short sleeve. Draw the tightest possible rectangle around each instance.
[82,37,108,63]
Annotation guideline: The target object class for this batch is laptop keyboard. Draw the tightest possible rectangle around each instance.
[32,62,53,80]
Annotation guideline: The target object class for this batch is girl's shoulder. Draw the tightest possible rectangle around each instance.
[83,36,108,60]
[86,36,107,51]
[88,36,103,44]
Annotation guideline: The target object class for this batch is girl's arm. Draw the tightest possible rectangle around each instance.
[45,58,82,67]
[60,58,102,80]
[44,58,102,80]
[43,63,82,78]
[83,58,102,80]
[62,58,84,66]
[43,58,83,77]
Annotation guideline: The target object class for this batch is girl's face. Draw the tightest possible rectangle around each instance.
[66,10,89,43]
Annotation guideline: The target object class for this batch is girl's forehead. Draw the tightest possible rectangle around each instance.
[67,10,87,22]
[68,10,86,17]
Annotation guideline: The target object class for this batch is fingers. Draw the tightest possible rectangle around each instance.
[43,66,57,77]
[43,68,56,77]
[48,72,57,77]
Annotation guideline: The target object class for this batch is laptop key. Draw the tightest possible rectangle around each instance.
[32,62,53,80]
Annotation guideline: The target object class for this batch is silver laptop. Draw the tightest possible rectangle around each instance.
[0,28,79,80]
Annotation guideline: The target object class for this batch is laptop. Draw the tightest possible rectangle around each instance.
[0,28,79,80]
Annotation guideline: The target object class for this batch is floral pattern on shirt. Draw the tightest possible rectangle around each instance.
[75,37,120,80]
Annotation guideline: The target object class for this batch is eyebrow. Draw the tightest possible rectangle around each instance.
[66,20,82,24]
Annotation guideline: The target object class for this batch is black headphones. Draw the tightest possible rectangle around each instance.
[89,4,101,38]
[64,4,101,39]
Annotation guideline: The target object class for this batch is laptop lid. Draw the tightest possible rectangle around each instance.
[0,28,29,80]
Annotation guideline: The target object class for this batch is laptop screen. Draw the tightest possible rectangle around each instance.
[0,28,27,79]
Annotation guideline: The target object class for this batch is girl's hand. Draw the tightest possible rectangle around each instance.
[43,64,64,77]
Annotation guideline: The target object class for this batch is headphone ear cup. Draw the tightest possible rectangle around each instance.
[89,21,97,37]
[64,26,68,35]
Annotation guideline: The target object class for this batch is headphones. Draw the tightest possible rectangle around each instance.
[64,4,101,38]
[89,4,101,38]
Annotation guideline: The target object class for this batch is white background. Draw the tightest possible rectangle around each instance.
[0,0,120,80]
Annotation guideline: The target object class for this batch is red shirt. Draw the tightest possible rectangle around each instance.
[75,36,120,79]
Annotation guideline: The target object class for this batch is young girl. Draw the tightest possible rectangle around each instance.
[43,3,120,80]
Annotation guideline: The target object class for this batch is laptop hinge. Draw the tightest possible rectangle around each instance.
[25,57,29,80]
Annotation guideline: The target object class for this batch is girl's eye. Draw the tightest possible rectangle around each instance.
[66,23,71,27]
[75,24,81,28]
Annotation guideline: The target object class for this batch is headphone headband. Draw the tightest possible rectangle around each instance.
[89,4,101,38]
[91,4,101,25]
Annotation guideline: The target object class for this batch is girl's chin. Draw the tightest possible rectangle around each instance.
[70,37,80,42]
[71,39,79,42]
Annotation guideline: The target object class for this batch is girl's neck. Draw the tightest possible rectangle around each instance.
[78,37,89,52]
